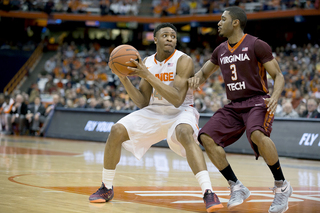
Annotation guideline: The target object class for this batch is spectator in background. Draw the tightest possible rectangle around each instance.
[119,0,130,15]
[113,97,125,111]
[65,99,75,108]
[1,0,11,11]
[7,94,28,135]
[87,97,102,109]
[313,84,320,99]
[26,96,46,135]
[0,95,14,132]
[278,101,299,118]
[129,0,139,15]
[67,0,86,13]
[44,75,58,94]
[44,0,55,15]
[291,89,303,109]
[302,98,320,118]
[109,0,120,15]
[100,0,110,15]
[77,96,88,108]
[44,57,56,74]
[189,0,198,14]
[39,93,64,136]
[29,83,41,104]
[296,102,307,117]
[103,96,113,111]
[178,0,190,14]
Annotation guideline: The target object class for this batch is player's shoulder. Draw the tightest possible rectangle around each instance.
[245,34,258,40]
[246,34,267,44]
[176,51,192,63]
[143,52,156,64]
[214,40,228,52]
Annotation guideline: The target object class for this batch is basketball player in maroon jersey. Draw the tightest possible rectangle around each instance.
[188,6,292,213]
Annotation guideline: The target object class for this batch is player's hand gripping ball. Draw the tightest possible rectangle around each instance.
[108,44,140,77]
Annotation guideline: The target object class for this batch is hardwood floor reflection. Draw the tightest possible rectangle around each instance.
[1,135,319,212]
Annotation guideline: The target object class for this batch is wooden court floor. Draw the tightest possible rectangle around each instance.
[0,135,320,213]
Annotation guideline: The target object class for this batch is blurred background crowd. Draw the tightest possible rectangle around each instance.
[0,0,319,136]
[0,0,318,16]
[1,40,320,136]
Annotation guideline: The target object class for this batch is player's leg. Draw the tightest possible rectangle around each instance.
[250,130,292,213]
[199,107,250,209]
[89,123,129,203]
[200,133,250,209]
[90,106,166,203]
[245,97,292,213]
[104,123,129,170]
[175,123,223,212]
[175,123,207,174]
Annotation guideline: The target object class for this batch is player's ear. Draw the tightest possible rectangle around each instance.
[154,37,157,44]
[233,19,239,27]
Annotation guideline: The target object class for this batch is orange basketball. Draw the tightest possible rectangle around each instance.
[108,44,140,77]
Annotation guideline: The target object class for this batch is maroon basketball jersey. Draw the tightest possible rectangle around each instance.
[210,34,274,101]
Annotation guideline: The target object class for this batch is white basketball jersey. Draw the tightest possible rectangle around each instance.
[144,50,194,107]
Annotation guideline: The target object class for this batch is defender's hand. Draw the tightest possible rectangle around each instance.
[188,76,201,90]
[264,97,277,115]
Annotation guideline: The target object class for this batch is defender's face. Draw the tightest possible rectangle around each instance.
[155,27,177,53]
[218,11,234,38]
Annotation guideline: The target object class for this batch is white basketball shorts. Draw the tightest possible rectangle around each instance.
[117,104,200,160]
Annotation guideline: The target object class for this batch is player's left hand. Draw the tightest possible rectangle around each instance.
[264,97,278,115]
[127,53,150,79]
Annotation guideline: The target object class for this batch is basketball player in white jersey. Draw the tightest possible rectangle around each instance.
[89,23,223,212]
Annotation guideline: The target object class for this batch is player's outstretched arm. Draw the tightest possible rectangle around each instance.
[188,60,219,89]
[263,58,285,115]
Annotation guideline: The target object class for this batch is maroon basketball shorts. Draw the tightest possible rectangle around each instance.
[198,94,274,158]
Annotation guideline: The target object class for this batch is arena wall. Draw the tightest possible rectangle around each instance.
[46,108,320,160]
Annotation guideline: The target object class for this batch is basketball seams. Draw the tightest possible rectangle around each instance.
[110,54,139,61]
[110,45,138,58]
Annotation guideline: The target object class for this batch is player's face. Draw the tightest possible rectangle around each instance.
[218,11,234,38]
[155,27,177,53]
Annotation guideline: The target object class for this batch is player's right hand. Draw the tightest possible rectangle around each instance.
[188,76,201,90]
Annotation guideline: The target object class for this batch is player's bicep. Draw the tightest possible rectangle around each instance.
[174,55,194,92]
[263,59,282,80]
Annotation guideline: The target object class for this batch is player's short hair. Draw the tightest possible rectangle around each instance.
[225,6,247,31]
[153,23,177,38]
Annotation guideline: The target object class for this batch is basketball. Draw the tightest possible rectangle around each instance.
[108,44,140,76]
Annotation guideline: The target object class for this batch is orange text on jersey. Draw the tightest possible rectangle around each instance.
[155,72,174,82]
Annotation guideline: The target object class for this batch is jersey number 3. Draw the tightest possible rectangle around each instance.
[230,64,237,81]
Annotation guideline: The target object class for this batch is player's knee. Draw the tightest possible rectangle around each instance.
[200,134,217,148]
[251,130,265,145]
[109,123,128,142]
[175,124,193,143]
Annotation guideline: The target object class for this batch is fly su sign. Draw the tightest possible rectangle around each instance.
[299,133,319,146]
